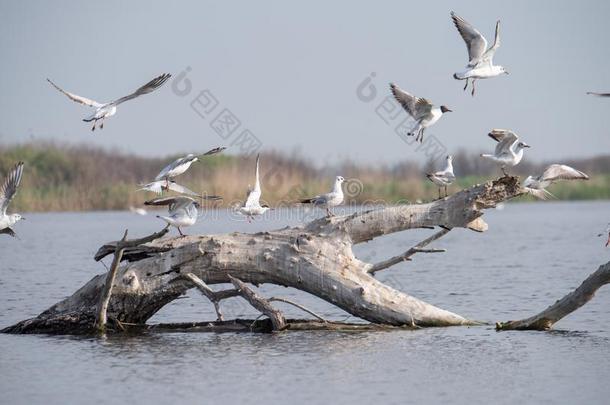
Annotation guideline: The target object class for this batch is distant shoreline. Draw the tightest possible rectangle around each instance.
[1,142,609,212]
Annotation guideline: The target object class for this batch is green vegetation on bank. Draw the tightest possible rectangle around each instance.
[1,142,609,212]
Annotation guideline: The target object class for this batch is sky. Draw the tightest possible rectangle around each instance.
[0,0,609,165]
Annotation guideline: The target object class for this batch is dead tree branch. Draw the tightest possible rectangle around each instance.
[367,228,451,274]
[496,261,610,331]
[268,297,328,322]
[183,273,240,321]
[228,275,287,331]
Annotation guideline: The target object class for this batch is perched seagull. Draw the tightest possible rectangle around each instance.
[523,164,589,200]
[451,11,508,96]
[0,162,25,238]
[426,155,455,198]
[47,73,171,131]
[587,92,610,97]
[480,129,530,175]
[390,83,452,142]
[598,223,610,247]
[155,147,226,186]
[145,195,219,236]
[138,180,199,196]
[238,154,271,223]
[300,176,345,217]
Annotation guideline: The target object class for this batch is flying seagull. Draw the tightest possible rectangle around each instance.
[451,11,508,96]
[426,155,455,198]
[598,223,610,247]
[145,195,220,236]
[154,147,226,186]
[300,176,345,217]
[523,164,589,200]
[238,154,271,223]
[390,83,452,143]
[137,180,200,196]
[47,73,171,131]
[587,92,610,97]
[480,129,530,175]
[0,162,25,238]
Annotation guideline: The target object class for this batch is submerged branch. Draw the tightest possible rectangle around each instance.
[496,261,610,331]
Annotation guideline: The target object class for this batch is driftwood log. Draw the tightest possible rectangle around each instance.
[2,176,606,335]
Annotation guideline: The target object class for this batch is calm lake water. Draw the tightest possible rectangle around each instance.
[1,202,609,405]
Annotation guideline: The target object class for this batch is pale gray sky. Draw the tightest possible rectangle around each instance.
[0,0,608,165]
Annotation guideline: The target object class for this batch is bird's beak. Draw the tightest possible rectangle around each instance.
[21,217,26,220]
[446,108,453,113]
[523,144,531,148]
[505,70,510,75]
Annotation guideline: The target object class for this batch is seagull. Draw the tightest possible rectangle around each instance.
[0,162,25,238]
[137,180,200,196]
[451,11,508,96]
[154,147,226,186]
[587,92,610,97]
[144,195,219,236]
[47,73,171,131]
[238,154,271,223]
[300,176,345,217]
[426,155,455,198]
[390,83,452,143]
[598,223,610,247]
[523,164,589,200]
[480,129,530,175]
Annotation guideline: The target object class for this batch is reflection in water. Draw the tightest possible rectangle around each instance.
[1,202,609,404]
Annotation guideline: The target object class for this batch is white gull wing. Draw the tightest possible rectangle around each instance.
[0,161,24,215]
[389,83,432,121]
[524,187,555,200]
[451,11,488,67]
[541,164,589,182]
[488,129,519,155]
[155,154,197,180]
[110,73,171,106]
[244,154,261,208]
[47,78,103,107]
[167,182,200,196]
[481,20,501,65]
[144,196,197,213]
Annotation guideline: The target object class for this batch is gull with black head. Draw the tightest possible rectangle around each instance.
[389,83,452,143]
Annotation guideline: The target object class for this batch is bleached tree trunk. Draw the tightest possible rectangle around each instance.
[3,177,523,334]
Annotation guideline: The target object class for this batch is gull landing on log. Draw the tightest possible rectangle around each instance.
[47,73,171,131]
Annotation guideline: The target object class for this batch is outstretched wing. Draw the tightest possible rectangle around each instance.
[111,73,171,105]
[524,187,555,200]
[0,227,17,237]
[244,154,261,208]
[144,196,196,212]
[389,83,432,120]
[167,182,200,196]
[488,129,518,155]
[201,146,227,156]
[481,20,501,62]
[0,161,24,215]
[47,78,103,107]
[155,155,195,180]
[541,164,589,182]
[450,11,488,66]
[587,92,610,97]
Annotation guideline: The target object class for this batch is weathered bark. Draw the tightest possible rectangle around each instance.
[3,177,522,335]
[496,261,610,331]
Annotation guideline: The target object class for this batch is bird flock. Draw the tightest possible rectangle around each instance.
[0,11,606,242]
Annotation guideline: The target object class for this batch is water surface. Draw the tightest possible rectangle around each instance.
[1,202,609,404]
